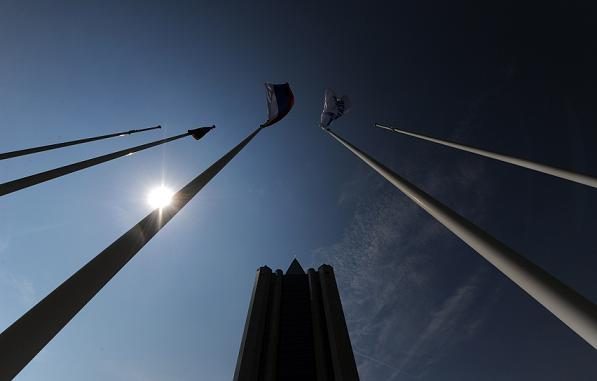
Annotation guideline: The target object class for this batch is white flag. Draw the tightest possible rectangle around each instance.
[320,89,351,128]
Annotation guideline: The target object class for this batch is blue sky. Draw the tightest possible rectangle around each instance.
[1,1,596,380]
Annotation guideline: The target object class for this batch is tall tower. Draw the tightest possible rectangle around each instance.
[234,260,359,381]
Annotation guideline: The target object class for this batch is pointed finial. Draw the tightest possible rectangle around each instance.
[286,258,305,275]
[188,125,215,140]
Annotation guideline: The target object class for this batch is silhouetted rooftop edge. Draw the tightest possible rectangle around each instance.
[286,258,305,275]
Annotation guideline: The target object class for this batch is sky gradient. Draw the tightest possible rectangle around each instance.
[1,1,596,380]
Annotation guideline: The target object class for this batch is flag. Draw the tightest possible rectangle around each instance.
[261,83,295,127]
[189,125,216,140]
[320,88,351,128]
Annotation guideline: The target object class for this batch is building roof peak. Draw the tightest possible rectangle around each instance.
[286,258,305,275]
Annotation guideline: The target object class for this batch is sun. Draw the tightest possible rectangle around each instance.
[147,185,174,209]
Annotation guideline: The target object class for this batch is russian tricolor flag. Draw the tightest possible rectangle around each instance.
[261,83,295,127]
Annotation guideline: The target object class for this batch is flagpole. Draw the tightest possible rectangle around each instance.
[375,123,597,189]
[0,125,162,161]
[323,127,597,349]
[0,126,265,380]
[0,127,214,197]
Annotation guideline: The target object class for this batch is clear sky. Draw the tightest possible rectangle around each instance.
[1,1,596,380]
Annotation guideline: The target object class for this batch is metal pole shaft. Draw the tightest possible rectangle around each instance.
[325,127,597,349]
[375,123,597,189]
[0,132,189,197]
[0,125,161,161]
[0,127,263,380]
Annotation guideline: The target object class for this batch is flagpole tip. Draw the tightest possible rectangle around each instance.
[125,125,162,135]
[188,125,216,140]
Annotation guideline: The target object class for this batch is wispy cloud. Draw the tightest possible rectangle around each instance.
[100,357,168,381]
[314,148,499,380]
[0,271,36,307]
[386,268,485,380]
[353,348,416,378]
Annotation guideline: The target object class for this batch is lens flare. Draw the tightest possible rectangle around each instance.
[147,186,174,209]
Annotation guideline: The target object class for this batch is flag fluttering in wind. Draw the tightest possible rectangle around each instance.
[261,83,295,127]
[320,88,351,128]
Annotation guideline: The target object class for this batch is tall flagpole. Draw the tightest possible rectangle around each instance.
[0,127,215,197]
[375,123,597,189]
[0,126,265,380]
[323,127,597,349]
[0,125,162,161]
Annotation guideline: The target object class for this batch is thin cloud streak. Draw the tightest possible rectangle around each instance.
[314,153,495,380]
[387,269,484,380]
[0,271,36,307]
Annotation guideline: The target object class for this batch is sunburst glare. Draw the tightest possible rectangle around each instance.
[147,185,174,209]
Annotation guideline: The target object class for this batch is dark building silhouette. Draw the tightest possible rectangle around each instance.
[234,259,359,381]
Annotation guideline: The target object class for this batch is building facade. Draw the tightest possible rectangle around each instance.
[233,259,359,381]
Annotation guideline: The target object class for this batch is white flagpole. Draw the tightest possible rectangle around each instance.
[375,123,597,189]
[323,127,597,349]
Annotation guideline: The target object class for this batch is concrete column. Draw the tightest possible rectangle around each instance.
[262,269,283,381]
[308,268,332,381]
[318,265,360,381]
[233,266,272,381]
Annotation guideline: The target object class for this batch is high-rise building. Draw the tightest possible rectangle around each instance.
[234,259,359,381]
